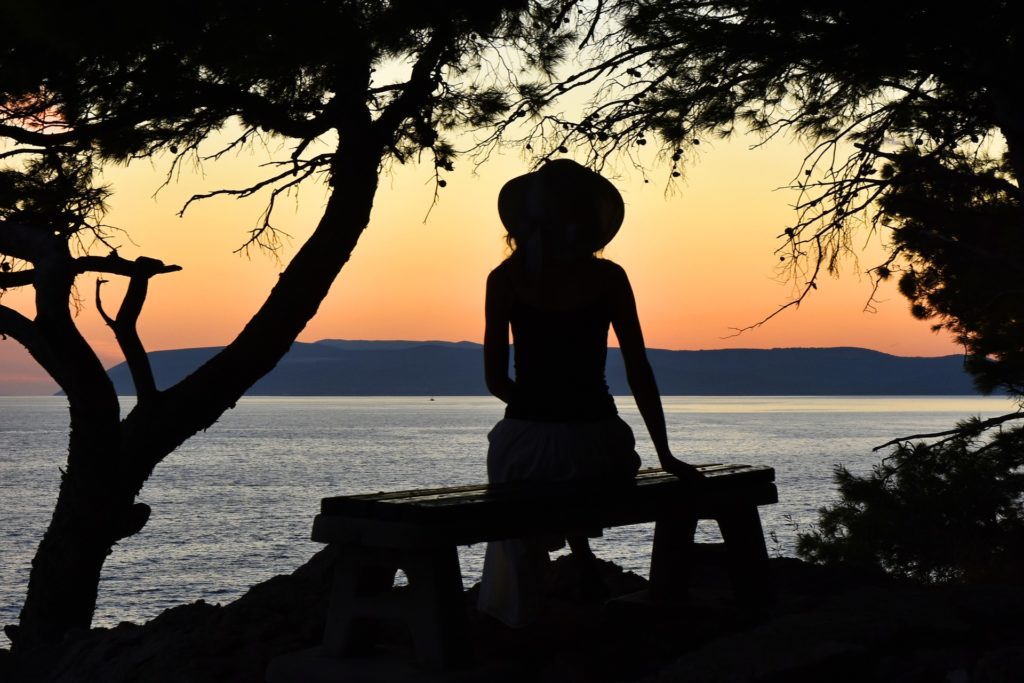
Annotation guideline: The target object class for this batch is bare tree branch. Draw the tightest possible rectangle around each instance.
[721,235,825,337]
[94,278,115,326]
[0,303,38,345]
[93,256,178,402]
[0,269,34,289]
[371,28,455,140]
[1,253,181,290]
[0,123,77,147]
[0,147,66,161]
[0,302,68,390]
[176,158,325,217]
[578,0,605,48]
[873,411,1024,452]
[75,253,182,278]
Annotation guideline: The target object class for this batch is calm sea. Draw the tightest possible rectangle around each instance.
[0,395,1015,646]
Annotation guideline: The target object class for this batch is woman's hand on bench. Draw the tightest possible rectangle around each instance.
[658,454,705,483]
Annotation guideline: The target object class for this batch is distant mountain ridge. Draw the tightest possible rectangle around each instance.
[104,339,978,396]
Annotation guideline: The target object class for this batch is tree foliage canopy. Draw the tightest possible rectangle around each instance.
[0,0,592,651]
[521,0,1023,397]
[488,0,1023,583]
[797,421,1024,583]
[1,0,575,246]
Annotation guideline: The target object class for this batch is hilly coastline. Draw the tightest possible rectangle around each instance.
[105,339,977,396]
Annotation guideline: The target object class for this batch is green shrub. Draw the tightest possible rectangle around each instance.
[797,421,1024,583]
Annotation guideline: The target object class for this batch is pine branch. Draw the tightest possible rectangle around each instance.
[873,411,1024,451]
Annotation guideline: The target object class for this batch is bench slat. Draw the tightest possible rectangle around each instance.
[313,484,776,548]
[320,465,773,518]
[334,464,754,505]
[313,465,776,548]
[322,465,770,504]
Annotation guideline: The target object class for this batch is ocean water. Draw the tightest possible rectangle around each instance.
[0,394,1016,646]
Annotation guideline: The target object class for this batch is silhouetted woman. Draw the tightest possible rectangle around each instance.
[478,159,701,627]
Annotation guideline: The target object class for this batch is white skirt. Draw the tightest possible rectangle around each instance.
[476,416,640,627]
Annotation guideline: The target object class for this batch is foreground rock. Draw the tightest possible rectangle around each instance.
[0,547,339,683]
[659,577,1024,682]
[2,549,1024,682]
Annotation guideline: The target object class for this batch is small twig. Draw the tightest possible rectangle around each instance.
[95,278,115,326]
[721,235,824,338]
[578,0,604,48]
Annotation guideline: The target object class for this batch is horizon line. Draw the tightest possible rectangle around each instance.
[129,338,965,359]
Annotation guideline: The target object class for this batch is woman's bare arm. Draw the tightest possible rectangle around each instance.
[608,263,701,479]
[484,266,515,403]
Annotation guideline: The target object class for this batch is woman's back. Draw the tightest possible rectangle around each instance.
[492,257,622,421]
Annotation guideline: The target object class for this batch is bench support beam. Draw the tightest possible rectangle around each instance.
[323,543,470,669]
[718,506,774,608]
[649,511,698,601]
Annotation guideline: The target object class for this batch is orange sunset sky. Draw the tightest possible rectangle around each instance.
[0,127,960,394]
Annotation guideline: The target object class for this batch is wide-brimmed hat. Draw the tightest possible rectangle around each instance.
[497,159,625,252]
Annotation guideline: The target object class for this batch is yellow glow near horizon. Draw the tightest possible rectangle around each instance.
[0,128,959,394]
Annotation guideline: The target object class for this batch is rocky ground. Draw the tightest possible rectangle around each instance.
[3,546,1024,682]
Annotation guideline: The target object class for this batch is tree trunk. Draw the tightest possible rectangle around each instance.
[12,433,145,653]
[11,123,384,653]
[130,125,384,464]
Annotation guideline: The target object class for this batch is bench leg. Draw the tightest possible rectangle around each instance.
[322,543,469,669]
[403,545,470,669]
[717,506,775,608]
[323,544,398,657]
[649,511,698,601]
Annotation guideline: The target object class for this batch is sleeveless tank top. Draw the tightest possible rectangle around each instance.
[504,298,617,422]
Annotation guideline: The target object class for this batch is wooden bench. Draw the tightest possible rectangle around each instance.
[309,464,777,669]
